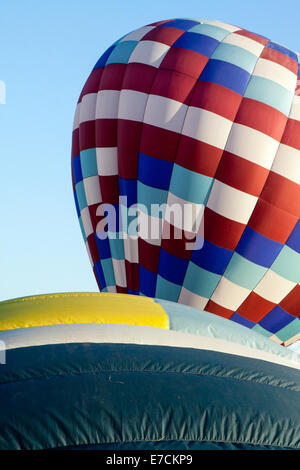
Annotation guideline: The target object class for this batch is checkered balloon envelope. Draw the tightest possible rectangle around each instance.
[71,18,300,346]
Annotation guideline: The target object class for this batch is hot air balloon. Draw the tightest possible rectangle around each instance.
[1,292,300,450]
[72,17,300,347]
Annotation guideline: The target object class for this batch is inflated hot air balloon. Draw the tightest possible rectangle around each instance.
[72,17,300,346]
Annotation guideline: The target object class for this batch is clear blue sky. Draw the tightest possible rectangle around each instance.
[1,0,299,301]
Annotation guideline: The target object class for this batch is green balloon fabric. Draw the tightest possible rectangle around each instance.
[1,342,300,450]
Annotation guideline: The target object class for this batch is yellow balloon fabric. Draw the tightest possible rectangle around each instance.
[0,292,169,331]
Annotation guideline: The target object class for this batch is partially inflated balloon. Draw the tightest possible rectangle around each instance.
[2,293,300,449]
[72,18,300,346]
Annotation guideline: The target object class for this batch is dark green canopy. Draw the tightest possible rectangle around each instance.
[1,342,300,450]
